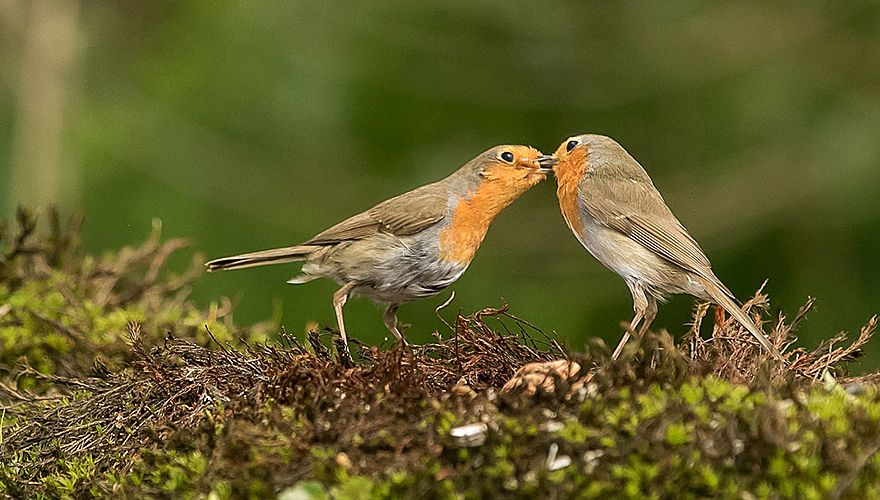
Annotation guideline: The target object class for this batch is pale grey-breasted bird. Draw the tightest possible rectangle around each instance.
[546,134,784,362]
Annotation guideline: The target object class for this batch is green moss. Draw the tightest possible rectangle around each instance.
[3,210,880,498]
[679,381,704,406]
[9,375,880,498]
[664,422,690,446]
[0,213,272,386]
[483,456,515,480]
[556,419,591,443]
[434,410,459,435]
[40,456,98,498]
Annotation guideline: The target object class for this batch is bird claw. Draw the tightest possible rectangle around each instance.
[338,346,354,368]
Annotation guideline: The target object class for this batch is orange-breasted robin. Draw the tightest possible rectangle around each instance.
[207,145,552,355]
[545,134,784,362]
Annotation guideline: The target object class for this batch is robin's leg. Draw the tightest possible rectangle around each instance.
[383,303,407,345]
[613,283,648,360]
[332,283,355,358]
[636,296,658,337]
[612,313,643,360]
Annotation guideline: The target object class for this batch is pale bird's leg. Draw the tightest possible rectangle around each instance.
[612,282,649,360]
[383,303,407,345]
[332,283,356,359]
[612,312,643,360]
[636,296,658,337]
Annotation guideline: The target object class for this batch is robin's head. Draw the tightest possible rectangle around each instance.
[550,134,627,178]
[472,145,552,186]
[439,145,550,264]
[462,144,552,212]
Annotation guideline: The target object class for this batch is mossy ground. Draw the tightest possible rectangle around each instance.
[1,209,879,499]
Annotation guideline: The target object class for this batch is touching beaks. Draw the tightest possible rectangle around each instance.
[536,155,556,172]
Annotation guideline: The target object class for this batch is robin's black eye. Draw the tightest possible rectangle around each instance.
[500,151,515,163]
[566,140,578,153]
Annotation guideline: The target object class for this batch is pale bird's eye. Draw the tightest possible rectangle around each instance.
[566,140,578,153]
[500,151,515,163]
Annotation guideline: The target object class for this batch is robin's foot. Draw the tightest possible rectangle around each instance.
[332,335,354,367]
[385,327,407,346]
[338,345,354,368]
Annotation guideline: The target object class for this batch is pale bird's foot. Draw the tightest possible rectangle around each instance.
[388,329,408,346]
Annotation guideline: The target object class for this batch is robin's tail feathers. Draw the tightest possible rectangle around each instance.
[700,277,787,364]
[205,245,316,272]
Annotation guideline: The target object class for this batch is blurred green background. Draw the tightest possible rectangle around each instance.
[2,1,879,367]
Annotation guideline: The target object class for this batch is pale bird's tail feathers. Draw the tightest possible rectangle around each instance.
[205,245,316,272]
[700,277,787,364]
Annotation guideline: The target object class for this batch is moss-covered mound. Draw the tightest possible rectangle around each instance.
[0,208,273,386]
[1,210,879,499]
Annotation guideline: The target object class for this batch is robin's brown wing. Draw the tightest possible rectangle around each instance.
[579,167,734,296]
[304,182,449,245]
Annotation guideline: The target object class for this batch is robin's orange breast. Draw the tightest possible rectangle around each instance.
[439,176,536,264]
[555,147,589,235]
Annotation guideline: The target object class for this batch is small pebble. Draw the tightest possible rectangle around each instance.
[450,422,488,447]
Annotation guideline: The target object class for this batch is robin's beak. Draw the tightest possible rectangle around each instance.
[520,156,551,176]
[536,155,556,172]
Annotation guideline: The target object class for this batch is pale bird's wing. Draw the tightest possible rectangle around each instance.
[580,169,734,298]
[305,182,449,245]
[579,158,783,361]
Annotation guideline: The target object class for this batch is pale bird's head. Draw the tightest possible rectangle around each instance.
[549,134,625,177]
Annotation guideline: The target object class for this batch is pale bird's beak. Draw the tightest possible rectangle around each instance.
[536,155,556,172]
